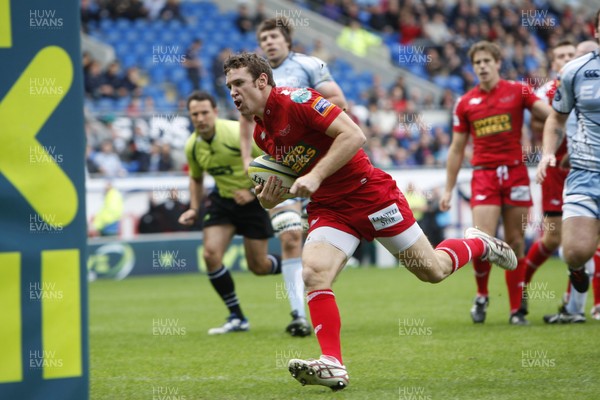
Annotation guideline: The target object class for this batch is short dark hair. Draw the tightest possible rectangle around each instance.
[256,17,293,50]
[552,40,575,60]
[468,41,502,63]
[186,91,216,110]
[554,39,575,49]
[223,52,276,87]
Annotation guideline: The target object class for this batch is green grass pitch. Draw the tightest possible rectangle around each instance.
[90,258,600,400]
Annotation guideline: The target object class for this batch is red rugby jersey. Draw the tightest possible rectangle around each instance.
[453,79,540,167]
[253,87,374,205]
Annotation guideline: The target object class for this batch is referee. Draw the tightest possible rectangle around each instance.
[179,91,281,334]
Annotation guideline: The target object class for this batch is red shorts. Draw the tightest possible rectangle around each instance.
[471,164,533,208]
[306,168,416,241]
[541,166,568,214]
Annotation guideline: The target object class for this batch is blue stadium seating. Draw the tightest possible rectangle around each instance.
[87,1,376,112]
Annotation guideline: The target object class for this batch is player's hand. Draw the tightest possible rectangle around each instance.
[256,176,286,209]
[536,154,556,184]
[439,191,452,211]
[178,209,198,226]
[233,188,254,205]
[290,173,321,199]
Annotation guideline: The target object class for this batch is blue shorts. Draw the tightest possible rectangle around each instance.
[563,168,600,220]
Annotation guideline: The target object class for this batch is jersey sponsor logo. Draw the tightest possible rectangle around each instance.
[290,88,311,103]
[312,96,335,117]
[469,97,482,105]
[510,186,531,202]
[472,113,512,137]
[277,142,319,174]
[583,69,600,79]
[368,203,403,231]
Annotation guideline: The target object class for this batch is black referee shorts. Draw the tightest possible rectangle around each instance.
[203,191,274,239]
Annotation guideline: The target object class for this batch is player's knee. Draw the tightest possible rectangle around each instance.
[506,236,525,255]
[203,248,222,269]
[279,229,302,254]
[563,244,594,268]
[542,231,561,251]
[246,257,270,275]
[301,259,332,289]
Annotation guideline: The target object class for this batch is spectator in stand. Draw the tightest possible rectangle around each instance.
[99,61,123,99]
[159,0,185,23]
[368,4,390,32]
[336,20,382,57]
[119,66,142,98]
[80,0,99,33]
[124,138,150,172]
[141,96,155,114]
[322,0,342,22]
[310,39,332,64]
[212,47,234,110]
[86,144,99,175]
[106,0,148,20]
[159,143,174,171]
[126,96,142,117]
[398,11,423,45]
[148,142,173,172]
[84,60,104,99]
[235,3,254,34]
[424,12,451,45]
[253,1,267,27]
[424,47,444,77]
[389,85,408,112]
[93,140,126,177]
[143,0,166,20]
[82,52,93,76]
[184,39,203,91]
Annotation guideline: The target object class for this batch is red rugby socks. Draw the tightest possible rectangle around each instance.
[307,289,342,364]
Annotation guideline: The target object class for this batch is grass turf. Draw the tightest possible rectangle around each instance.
[90,258,600,400]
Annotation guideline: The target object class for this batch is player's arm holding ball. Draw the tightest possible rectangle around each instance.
[255,175,287,209]
[291,111,366,198]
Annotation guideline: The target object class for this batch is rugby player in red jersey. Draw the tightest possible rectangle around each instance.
[440,41,552,325]
[224,52,517,391]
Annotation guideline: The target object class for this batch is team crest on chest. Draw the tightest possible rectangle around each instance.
[290,88,311,103]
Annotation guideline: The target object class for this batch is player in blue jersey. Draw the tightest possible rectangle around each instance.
[537,9,600,296]
[239,17,348,337]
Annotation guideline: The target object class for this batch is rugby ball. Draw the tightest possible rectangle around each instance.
[248,155,297,199]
